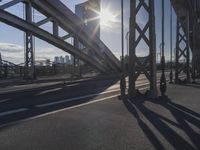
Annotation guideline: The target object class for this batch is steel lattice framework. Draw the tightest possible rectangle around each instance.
[24,2,35,79]
[0,0,121,79]
[128,0,157,99]
[175,14,190,83]
[171,0,200,81]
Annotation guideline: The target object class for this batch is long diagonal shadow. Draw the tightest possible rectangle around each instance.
[123,99,166,150]
[123,96,199,150]
[153,98,200,150]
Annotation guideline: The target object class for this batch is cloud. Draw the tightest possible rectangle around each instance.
[0,43,23,53]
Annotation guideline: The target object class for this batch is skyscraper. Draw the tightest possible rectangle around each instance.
[75,0,101,39]
[74,0,101,51]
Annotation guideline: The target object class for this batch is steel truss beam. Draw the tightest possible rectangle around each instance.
[30,0,120,72]
[0,0,24,10]
[0,0,116,73]
[128,0,157,99]
[175,13,190,83]
[24,2,35,79]
[35,17,52,26]
[0,9,106,73]
[62,34,74,40]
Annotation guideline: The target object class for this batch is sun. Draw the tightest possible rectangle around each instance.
[99,9,117,27]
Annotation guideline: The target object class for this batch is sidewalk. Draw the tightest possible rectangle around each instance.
[0,83,199,150]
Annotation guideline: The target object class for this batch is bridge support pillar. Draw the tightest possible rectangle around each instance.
[128,0,157,100]
[0,52,2,78]
[175,12,190,84]
[24,2,35,80]
[73,36,81,78]
[192,20,197,82]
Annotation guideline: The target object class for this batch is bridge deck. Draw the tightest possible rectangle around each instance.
[0,83,199,150]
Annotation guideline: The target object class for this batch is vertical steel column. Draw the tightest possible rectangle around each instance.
[175,12,190,84]
[120,0,126,98]
[128,0,157,99]
[73,36,81,77]
[160,0,167,96]
[0,52,2,78]
[149,0,157,98]
[192,20,197,82]
[169,2,173,83]
[24,2,35,79]
[192,1,197,82]
[128,0,136,99]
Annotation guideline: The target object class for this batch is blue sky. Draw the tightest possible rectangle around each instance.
[0,0,177,64]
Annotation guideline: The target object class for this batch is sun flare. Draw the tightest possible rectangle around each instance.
[99,9,117,27]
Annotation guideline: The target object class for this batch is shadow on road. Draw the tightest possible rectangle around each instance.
[123,96,200,150]
[0,77,119,128]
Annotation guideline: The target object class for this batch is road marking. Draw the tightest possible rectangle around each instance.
[0,99,10,103]
[36,80,158,108]
[36,88,62,96]
[0,108,28,117]
[0,94,120,128]
[36,88,120,107]
[47,94,120,111]
[66,83,79,87]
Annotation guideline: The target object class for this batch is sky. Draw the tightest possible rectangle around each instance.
[0,0,177,64]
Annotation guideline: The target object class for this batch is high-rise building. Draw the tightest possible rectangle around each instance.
[73,0,101,66]
[46,59,51,66]
[75,0,101,39]
[54,56,60,64]
[65,55,70,64]
[60,56,65,64]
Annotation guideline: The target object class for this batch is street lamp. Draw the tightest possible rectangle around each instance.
[120,0,126,98]
[169,2,173,83]
[125,31,130,56]
[160,0,167,96]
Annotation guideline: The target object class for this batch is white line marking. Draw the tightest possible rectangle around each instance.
[36,81,162,108]
[36,88,120,107]
[66,83,79,87]
[0,94,120,128]
[36,80,156,108]
[0,108,28,117]
[36,88,62,96]
[0,99,10,103]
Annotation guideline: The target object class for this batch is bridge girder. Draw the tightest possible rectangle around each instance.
[30,0,121,73]
[0,8,107,73]
[0,0,119,74]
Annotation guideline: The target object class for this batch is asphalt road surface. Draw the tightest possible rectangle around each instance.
[0,72,182,127]
[0,72,198,150]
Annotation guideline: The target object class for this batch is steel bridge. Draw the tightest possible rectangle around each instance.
[0,0,199,98]
[127,0,200,99]
[0,0,121,79]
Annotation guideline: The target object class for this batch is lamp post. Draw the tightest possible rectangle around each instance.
[160,0,166,96]
[126,31,130,56]
[169,2,173,83]
[120,0,126,98]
